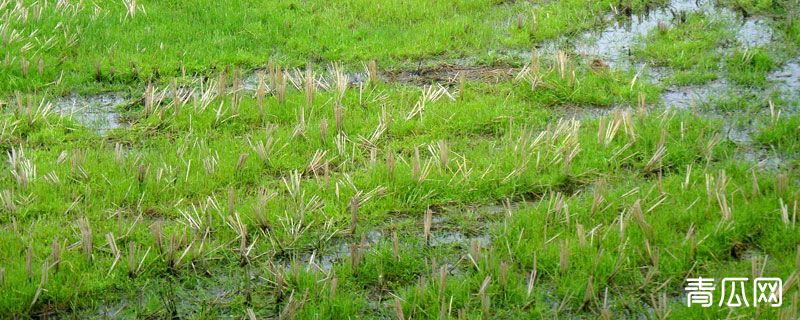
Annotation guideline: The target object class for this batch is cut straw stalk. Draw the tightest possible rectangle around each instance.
[394,296,405,320]
[253,188,275,231]
[218,68,227,97]
[412,147,421,179]
[581,275,595,310]
[350,195,359,236]
[319,118,328,144]
[50,237,60,271]
[170,78,182,116]
[576,224,586,247]
[78,217,93,258]
[106,232,121,275]
[686,225,697,261]
[479,276,491,316]
[26,245,33,279]
[527,253,538,298]
[37,58,44,76]
[20,58,29,77]
[277,68,286,104]
[151,220,164,253]
[631,199,653,241]
[423,208,433,245]
[559,239,569,274]
[232,68,241,97]
[600,287,612,319]
[777,173,789,195]
[368,60,378,85]
[305,65,314,107]
[499,261,508,290]
[556,50,568,79]
[439,265,448,319]
[334,102,344,133]
[29,260,49,309]
[331,62,348,100]
[386,151,395,178]
[392,231,399,260]
[329,277,338,300]
[796,245,800,270]
[438,140,448,168]
[236,153,249,173]
[350,242,360,274]
[127,241,148,278]
[256,72,266,119]
[279,289,308,320]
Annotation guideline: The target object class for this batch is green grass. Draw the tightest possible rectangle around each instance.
[0,0,668,95]
[726,48,777,87]
[757,113,800,154]
[1,0,800,318]
[2,63,799,317]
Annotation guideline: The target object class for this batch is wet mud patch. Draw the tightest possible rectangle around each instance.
[275,230,384,273]
[660,80,733,109]
[272,200,535,274]
[240,64,517,92]
[735,148,789,171]
[85,269,256,318]
[427,200,536,247]
[52,92,128,133]
[555,104,631,120]
[718,115,789,170]
[383,64,516,85]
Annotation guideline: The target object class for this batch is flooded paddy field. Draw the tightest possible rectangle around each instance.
[1,0,799,318]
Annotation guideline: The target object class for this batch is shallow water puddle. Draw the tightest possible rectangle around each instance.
[737,148,787,171]
[430,231,491,247]
[720,119,783,169]
[737,18,774,48]
[53,92,127,133]
[563,0,796,170]
[575,0,709,68]
[575,0,705,68]
[280,201,531,272]
[769,58,800,104]
[383,65,516,85]
[280,230,383,272]
[660,80,733,109]
[575,0,767,69]
[428,200,535,247]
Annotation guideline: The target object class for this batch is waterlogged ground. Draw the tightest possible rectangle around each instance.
[2,0,800,319]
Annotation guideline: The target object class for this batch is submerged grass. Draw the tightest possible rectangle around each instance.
[634,12,734,86]
[726,47,778,87]
[757,112,800,154]
[0,0,668,95]
[2,62,798,317]
[1,0,799,318]
[0,0,664,93]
